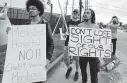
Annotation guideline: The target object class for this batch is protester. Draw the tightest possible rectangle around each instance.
[99,22,104,29]
[6,0,54,82]
[63,9,80,81]
[78,9,100,83]
[108,16,120,60]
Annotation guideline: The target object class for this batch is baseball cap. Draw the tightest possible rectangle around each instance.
[73,9,79,14]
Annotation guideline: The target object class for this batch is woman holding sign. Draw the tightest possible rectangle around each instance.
[78,9,100,83]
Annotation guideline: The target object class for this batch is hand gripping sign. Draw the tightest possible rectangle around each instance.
[68,27,112,58]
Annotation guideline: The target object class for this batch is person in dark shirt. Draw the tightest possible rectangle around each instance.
[63,9,80,81]
[6,0,54,82]
[26,0,54,83]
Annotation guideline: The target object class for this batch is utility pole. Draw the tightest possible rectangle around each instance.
[85,0,89,10]
[65,0,69,15]
[46,0,52,19]
[85,0,86,10]
[51,3,53,18]
[87,0,89,9]
[72,0,74,13]
[79,0,82,21]
[10,0,12,20]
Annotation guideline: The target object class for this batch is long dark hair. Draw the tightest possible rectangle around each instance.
[83,8,96,24]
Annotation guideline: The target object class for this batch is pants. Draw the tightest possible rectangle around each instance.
[112,38,117,56]
[79,57,100,83]
[63,46,79,67]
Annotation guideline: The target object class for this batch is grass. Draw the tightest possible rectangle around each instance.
[0,33,64,82]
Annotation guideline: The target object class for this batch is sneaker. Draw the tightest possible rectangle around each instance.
[65,67,72,79]
[74,72,79,81]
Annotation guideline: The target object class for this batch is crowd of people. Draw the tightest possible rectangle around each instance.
[5,0,120,83]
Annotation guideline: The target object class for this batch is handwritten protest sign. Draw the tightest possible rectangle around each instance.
[2,24,46,83]
[69,27,112,58]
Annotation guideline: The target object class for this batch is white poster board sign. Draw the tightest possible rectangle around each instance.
[2,24,47,83]
[69,27,112,58]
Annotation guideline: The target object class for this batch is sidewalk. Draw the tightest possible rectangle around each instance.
[44,50,127,83]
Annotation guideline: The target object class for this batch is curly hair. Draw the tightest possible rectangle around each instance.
[83,9,96,24]
[26,0,44,16]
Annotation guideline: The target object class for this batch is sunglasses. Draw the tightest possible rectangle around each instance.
[73,12,79,14]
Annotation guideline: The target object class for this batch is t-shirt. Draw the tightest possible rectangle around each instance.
[65,19,80,46]
[108,23,119,39]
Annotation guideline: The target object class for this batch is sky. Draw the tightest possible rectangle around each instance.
[0,0,127,24]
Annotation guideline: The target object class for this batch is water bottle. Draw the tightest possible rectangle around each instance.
[106,61,115,71]
[105,58,120,71]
